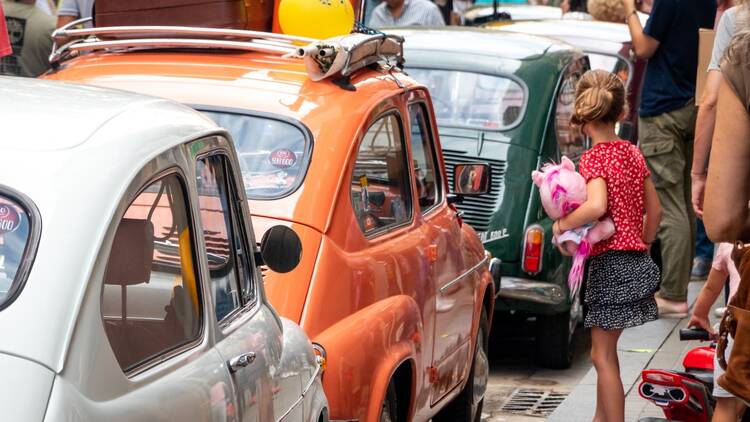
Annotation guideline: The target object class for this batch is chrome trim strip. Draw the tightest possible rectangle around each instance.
[63,38,293,55]
[275,363,322,422]
[439,254,489,294]
[496,277,565,305]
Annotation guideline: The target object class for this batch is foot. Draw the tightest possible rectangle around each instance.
[656,295,689,318]
[691,257,711,280]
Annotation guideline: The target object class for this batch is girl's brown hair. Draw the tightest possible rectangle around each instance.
[571,69,627,126]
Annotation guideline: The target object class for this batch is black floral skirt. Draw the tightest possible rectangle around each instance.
[584,250,659,331]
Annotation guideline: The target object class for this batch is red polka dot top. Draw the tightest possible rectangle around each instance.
[579,140,650,256]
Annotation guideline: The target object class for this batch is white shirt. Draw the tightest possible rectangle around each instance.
[368,0,445,28]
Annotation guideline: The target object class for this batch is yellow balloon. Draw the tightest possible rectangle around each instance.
[279,0,355,39]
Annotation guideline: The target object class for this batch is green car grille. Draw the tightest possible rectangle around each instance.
[443,148,505,232]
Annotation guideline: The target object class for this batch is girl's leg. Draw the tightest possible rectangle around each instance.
[712,397,740,422]
[591,327,625,422]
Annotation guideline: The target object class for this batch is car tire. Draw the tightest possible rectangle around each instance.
[380,380,398,422]
[433,308,489,422]
[535,310,576,369]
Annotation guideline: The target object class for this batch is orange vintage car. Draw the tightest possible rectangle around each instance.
[43,27,499,422]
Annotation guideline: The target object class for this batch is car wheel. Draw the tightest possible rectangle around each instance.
[433,308,489,422]
[535,305,577,369]
[380,380,398,422]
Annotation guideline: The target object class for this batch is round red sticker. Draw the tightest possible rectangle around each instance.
[0,204,20,235]
[269,149,297,169]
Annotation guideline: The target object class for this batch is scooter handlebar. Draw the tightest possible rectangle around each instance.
[679,328,711,341]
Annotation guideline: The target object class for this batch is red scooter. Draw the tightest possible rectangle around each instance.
[637,328,749,422]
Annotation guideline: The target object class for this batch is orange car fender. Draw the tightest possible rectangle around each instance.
[312,295,422,422]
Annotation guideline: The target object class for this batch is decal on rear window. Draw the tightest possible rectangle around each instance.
[0,190,37,310]
[201,110,311,200]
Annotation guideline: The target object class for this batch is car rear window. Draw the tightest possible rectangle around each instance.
[0,193,35,309]
[408,68,526,131]
[588,53,631,86]
[202,111,310,200]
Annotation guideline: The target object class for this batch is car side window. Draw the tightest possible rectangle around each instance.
[408,103,441,212]
[196,155,255,322]
[101,174,202,373]
[351,113,413,235]
[555,67,588,160]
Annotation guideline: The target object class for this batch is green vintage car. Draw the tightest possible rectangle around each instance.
[390,27,589,368]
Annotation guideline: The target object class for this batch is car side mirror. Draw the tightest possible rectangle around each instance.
[258,225,302,274]
[452,163,492,196]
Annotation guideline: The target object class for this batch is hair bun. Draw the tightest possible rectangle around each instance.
[571,69,626,126]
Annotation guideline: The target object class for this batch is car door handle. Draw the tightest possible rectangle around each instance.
[228,352,256,373]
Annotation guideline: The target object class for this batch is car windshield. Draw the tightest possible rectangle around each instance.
[0,194,33,309]
[202,111,310,200]
[408,68,526,131]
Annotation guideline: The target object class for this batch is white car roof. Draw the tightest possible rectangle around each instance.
[0,77,223,371]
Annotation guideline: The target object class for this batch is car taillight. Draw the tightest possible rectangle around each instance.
[522,225,544,275]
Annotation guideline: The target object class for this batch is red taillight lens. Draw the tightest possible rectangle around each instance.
[522,225,544,275]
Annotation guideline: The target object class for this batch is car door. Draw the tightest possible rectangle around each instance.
[406,97,474,404]
[90,166,238,422]
[190,143,298,422]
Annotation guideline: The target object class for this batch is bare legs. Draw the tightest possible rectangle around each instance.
[591,327,624,422]
[712,397,743,422]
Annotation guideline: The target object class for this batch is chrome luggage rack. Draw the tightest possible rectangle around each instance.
[49,18,405,84]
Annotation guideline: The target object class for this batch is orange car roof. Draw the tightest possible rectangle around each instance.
[46,48,419,233]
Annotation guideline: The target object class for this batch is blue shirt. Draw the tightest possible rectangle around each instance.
[640,0,716,117]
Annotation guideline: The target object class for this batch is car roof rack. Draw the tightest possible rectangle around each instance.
[49,18,405,88]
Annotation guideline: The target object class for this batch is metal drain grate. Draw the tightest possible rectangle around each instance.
[500,388,568,417]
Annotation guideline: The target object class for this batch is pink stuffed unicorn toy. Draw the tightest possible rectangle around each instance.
[531,156,616,297]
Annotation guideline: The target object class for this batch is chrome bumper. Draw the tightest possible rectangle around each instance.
[488,257,502,293]
[496,277,565,305]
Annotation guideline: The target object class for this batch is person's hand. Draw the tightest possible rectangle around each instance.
[553,220,564,237]
[687,314,717,339]
[556,242,574,256]
[691,172,707,219]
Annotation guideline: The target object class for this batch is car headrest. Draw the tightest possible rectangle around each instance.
[104,218,154,286]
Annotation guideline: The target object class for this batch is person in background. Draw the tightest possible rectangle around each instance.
[561,0,592,19]
[691,1,746,279]
[704,29,750,409]
[56,0,93,29]
[622,0,716,317]
[35,0,54,15]
[0,4,12,59]
[368,0,445,27]
[587,0,625,22]
[687,242,742,422]
[1,0,55,77]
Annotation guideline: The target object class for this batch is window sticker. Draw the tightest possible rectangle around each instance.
[269,149,297,169]
[0,204,20,235]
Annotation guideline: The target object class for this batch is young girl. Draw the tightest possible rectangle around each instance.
[552,70,662,422]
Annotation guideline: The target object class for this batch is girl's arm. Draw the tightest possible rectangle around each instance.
[704,78,750,242]
[642,177,661,244]
[553,177,607,234]
[687,267,728,336]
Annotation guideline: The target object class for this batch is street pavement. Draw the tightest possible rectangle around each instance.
[482,280,712,422]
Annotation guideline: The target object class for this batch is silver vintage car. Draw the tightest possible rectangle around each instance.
[0,77,328,422]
